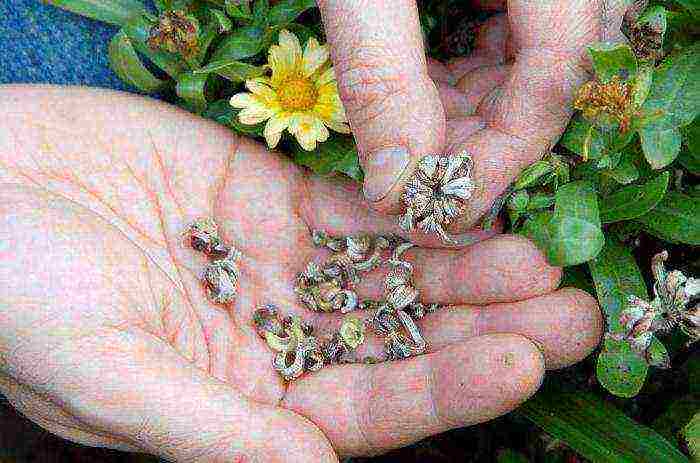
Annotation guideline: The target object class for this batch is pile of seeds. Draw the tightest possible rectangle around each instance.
[186,220,440,381]
[256,230,441,381]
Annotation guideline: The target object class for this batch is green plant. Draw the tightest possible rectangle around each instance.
[41,0,700,461]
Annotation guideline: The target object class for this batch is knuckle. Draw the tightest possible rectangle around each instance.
[335,48,411,125]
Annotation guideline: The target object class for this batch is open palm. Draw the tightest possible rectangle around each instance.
[0,86,601,462]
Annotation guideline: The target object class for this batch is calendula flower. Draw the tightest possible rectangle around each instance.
[230,30,350,151]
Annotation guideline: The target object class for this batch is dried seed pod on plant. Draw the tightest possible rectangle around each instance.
[573,76,634,132]
[147,10,200,58]
[617,251,700,360]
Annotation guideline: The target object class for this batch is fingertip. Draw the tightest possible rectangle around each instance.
[546,288,603,369]
[434,334,544,426]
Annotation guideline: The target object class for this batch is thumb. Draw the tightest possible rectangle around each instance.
[318,0,446,213]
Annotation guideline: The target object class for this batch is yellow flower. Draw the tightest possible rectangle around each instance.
[229,30,350,151]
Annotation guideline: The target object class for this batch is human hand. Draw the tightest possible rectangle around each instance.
[0,86,601,462]
[318,0,630,228]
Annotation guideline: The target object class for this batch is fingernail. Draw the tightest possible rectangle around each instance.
[363,147,410,203]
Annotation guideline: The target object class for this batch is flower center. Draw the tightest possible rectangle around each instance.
[278,77,317,111]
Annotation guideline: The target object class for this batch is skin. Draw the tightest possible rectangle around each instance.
[0,0,632,460]
[318,0,631,226]
[0,86,601,462]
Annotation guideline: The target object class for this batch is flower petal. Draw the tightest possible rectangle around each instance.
[279,29,303,67]
[316,67,336,86]
[303,38,329,77]
[246,78,280,107]
[238,106,274,125]
[289,114,328,151]
[264,127,283,149]
[323,120,351,134]
[229,92,257,109]
[441,176,475,200]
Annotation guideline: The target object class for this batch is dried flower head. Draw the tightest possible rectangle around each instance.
[229,30,350,151]
[617,251,700,358]
[617,295,660,353]
[680,304,700,345]
[186,217,229,258]
[147,10,200,58]
[651,251,700,312]
[399,153,476,243]
[573,76,633,131]
[339,317,366,350]
[253,307,325,381]
[203,248,241,304]
[295,232,393,313]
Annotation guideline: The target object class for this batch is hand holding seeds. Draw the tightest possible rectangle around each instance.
[0,0,634,453]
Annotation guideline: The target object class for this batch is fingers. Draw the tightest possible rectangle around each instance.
[354,234,562,305]
[448,14,509,80]
[419,288,603,369]
[302,171,500,248]
[447,0,601,227]
[318,0,445,213]
[283,334,544,456]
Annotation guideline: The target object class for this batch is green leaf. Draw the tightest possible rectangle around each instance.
[561,115,634,160]
[527,192,555,210]
[680,117,700,174]
[631,65,654,109]
[674,0,700,18]
[641,43,700,131]
[108,31,166,93]
[637,191,700,245]
[194,60,263,82]
[647,336,671,369]
[210,8,232,32]
[597,338,649,398]
[588,42,638,82]
[514,160,553,189]
[640,126,683,169]
[211,25,265,61]
[176,72,209,112]
[523,181,604,267]
[589,236,649,396]
[123,15,188,78]
[268,0,316,25]
[46,0,145,26]
[202,99,264,135]
[653,395,700,442]
[292,134,363,182]
[253,0,269,22]
[496,449,529,463]
[519,387,689,463]
[509,190,529,212]
[225,0,253,20]
[606,146,640,184]
[599,171,670,223]
[684,413,700,461]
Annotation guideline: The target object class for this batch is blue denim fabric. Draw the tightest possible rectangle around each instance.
[2,0,128,90]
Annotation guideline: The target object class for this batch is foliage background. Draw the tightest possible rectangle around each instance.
[1,0,699,461]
